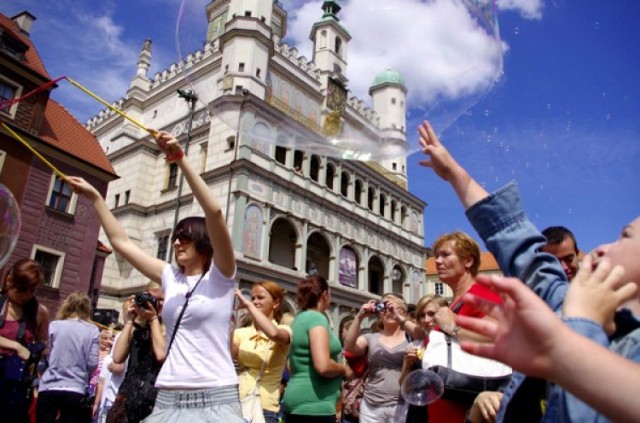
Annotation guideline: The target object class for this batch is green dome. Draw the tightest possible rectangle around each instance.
[371,69,406,88]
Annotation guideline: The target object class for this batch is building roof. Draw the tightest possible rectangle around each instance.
[38,99,116,176]
[370,68,406,89]
[425,251,499,275]
[0,12,50,80]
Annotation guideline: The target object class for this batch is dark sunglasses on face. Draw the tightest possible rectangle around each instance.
[171,232,193,244]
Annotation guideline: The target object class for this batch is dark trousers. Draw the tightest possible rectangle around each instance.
[36,390,92,423]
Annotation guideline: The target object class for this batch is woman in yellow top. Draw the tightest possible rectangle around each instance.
[233,281,292,423]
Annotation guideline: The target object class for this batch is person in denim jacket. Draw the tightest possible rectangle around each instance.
[416,120,640,423]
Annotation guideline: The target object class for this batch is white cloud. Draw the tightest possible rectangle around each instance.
[496,0,544,20]
[287,0,505,131]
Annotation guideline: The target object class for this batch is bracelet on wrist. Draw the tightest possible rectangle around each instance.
[165,148,184,162]
[149,316,158,322]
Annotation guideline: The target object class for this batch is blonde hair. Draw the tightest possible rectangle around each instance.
[415,294,449,319]
[56,291,92,320]
[382,292,407,315]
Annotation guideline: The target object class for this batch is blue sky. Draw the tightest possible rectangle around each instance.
[4,0,639,254]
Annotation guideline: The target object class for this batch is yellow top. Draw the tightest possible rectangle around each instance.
[234,322,292,412]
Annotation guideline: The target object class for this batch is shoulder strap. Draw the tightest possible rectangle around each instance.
[165,272,206,358]
[254,340,272,387]
[0,294,7,328]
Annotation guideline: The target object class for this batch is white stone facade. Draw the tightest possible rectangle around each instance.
[88,0,427,327]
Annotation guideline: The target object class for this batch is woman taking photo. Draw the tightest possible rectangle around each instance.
[0,259,49,422]
[283,275,352,423]
[233,281,291,423]
[67,130,242,422]
[106,281,165,423]
[344,294,425,423]
[37,291,99,423]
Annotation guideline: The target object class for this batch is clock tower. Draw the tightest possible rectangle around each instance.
[310,1,351,91]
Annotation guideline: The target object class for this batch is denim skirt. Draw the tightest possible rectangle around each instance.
[142,385,244,423]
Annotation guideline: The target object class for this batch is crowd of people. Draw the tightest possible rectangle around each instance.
[1,124,638,423]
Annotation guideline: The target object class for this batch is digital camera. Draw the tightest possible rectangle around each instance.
[374,301,386,313]
[135,292,158,309]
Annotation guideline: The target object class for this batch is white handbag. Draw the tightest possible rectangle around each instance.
[423,330,512,403]
[240,341,271,423]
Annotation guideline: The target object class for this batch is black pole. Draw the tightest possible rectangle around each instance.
[168,89,198,263]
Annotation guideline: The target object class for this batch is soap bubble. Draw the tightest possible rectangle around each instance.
[176,0,503,160]
[401,369,444,406]
[0,184,21,269]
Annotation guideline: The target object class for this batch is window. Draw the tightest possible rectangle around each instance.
[256,68,261,79]
[226,136,235,151]
[33,247,64,288]
[47,176,77,214]
[244,11,252,17]
[391,97,396,105]
[124,190,130,205]
[167,163,178,189]
[325,164,335,190]
[238,62,245,72]
[114,194,120,208]
[0,81,16,113]
[157,235,169,260]
[275,146,287,165]
[340,172,349,197]
[435,282,444,296]
[0,78,22,117]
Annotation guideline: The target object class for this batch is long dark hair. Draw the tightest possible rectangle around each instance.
[172,216,213,272]
[296,275,329,311]
[2,259,43,340]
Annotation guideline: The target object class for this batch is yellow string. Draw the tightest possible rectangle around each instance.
[1,122,66,179]
[65,77,155,135]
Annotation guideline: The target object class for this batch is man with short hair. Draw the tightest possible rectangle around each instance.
[541,226,579,281]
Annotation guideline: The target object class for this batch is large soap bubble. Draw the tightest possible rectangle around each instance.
[0,184,21,269]
[401,368,445,406]
[175,0,502,160]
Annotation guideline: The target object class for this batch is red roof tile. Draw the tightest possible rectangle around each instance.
[0,13,50,80]
[425,251,500,275]
[39,99,116,175]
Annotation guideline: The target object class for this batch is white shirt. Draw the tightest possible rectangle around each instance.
[154,263,238,388]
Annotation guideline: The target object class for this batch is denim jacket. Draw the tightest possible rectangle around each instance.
[465,182,640,423]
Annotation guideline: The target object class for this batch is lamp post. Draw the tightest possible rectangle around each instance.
[168,89,198,263]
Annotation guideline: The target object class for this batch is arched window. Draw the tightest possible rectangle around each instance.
[354,180,363,205]
[326,163,335,190]
[340,171,349,197]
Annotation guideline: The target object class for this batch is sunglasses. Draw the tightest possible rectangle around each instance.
[171,231,193,244]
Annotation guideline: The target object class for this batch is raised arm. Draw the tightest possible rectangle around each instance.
[66,176,165,283]
[456,268,640,423]
[154,131,235,278]
[417,121,489,210]
[234,289,290,345]
[343,301,375,357]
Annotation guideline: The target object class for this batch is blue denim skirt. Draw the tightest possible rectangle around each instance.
[142,385,243,423]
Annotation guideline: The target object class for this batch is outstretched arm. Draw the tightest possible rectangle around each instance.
[66,176,165,282]
[417,121,488,210]
[455,268,640,423]
[154,131,235,278]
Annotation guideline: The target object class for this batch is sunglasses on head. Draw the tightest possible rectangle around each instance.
[171,231,193,244]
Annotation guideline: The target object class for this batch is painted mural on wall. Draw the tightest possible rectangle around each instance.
[338,246,357,288]
[242,204,263,259]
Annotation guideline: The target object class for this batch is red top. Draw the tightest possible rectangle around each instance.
[428,282,503,423]
[0,319,36,356]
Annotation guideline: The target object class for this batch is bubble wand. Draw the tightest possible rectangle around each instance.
[64,76,155,135]
[1,122,66,179]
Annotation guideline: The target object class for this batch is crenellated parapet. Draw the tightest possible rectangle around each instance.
[86,98,126,129]
[273,35,321,81]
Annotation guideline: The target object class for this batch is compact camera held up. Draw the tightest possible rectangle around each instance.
[374,301,386,313]
[135,292,158,310]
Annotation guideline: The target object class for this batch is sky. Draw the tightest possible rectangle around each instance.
[3,0,640,254]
